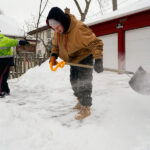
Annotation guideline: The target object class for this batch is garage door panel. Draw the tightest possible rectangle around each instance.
[126,26,150,72]
[98,33,118,69]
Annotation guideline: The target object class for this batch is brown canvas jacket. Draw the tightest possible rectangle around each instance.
[51,14,103,63]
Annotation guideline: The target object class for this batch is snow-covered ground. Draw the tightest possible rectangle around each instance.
[0,60,150,150]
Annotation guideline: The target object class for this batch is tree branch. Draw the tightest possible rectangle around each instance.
[35,0,49,51]
[38,0,43,18]
[73,0,83,15]
[84,0,91,18]
[38,37,50,55]
[74,0,92,21]
[40,0,49,15]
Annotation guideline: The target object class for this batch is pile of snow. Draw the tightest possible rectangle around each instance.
[0,60,150,150]
[0,15,24,37]
[87,0,150,26]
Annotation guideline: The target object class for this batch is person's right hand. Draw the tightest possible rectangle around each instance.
[49,56,58,66]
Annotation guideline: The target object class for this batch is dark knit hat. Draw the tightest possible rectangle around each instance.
[46,7,70,33]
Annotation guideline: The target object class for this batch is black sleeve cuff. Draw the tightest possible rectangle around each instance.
[51,53,58,59]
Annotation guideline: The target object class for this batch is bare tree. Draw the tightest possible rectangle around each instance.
[24,15,37,32]
[73,0,92,22]
[112,0,117,11]
[39,36,51,56]
[35,0,49,49]
[23,0,50,56]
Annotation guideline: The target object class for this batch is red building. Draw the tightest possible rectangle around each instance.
[88,1,150,72]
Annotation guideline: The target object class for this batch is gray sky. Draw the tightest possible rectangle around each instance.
[0,0,111,26]
[0,0,140,29]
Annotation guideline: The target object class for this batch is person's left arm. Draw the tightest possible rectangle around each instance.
[77,24,104,73]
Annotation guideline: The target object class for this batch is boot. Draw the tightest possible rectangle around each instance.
[73,99,82,110]
[75,106,91,120]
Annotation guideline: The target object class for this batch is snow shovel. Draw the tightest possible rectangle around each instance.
[128,66,150,95]
[50,62,150,95]
[66,64,150,95]
[105,66,150,95]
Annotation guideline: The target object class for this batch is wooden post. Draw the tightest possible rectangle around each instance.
[27,54,30,69]
[24,53,26,74]
[16,55,18,78]
[31,55,33,68]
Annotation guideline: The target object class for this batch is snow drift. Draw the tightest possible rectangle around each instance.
[0,60,150,150]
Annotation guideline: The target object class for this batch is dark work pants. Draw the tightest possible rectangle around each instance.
[0,58,13,94]
[70,55,93,106]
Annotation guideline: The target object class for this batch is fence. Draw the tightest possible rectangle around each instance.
[9,52,49,79]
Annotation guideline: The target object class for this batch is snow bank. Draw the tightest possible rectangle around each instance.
[0,60,150,150]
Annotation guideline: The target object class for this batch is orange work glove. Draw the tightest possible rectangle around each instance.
[49,56,58,66]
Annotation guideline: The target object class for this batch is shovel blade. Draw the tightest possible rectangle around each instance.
[129,66,150,95]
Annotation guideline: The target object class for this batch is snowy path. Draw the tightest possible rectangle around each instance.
[0,61,150,150]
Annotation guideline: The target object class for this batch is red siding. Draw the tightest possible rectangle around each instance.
[90,9,150,70]
[124,10,150,31]
[90,9,150,36]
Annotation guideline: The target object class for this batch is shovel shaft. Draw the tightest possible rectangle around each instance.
[62,63,149,95]
[66,62,94,69]
[66,62,134,74]
[104,68,134,75]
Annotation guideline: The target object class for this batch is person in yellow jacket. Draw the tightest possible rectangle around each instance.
[0,31,29,98]
[46,7,104,120]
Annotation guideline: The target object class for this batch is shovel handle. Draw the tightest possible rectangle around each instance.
[50,61,135,74]
[66,62,94,69]
[66,62,135,75]
[66,63,134,74]
[104,68,134,74]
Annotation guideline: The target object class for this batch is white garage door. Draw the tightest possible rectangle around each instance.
[126,26,150,72]
[98,33,118,69]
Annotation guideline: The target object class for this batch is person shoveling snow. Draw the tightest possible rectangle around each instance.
[46,7,103,120]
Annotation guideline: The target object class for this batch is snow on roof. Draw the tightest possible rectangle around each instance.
[0,15,25,37]
[87,0,150,26]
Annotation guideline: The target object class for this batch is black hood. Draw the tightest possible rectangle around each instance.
[46,7,70,33]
